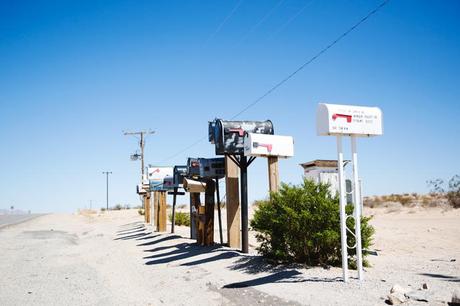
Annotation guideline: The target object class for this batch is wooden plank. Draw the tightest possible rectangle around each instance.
[225,156,240,249]
[197,206,205,245]
[158,191,167,232]
[268,156,280,193]
[204,179,215,246]
[144,194,150,224]
[189,192,200,239]
[154,191,159,231]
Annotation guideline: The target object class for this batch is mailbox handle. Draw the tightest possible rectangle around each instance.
[253,142,273,153]
[332,113,352,123]
[228,128,245,137]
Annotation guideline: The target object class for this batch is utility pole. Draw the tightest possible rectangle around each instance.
[124,130,155,180]
[102,171,112,211]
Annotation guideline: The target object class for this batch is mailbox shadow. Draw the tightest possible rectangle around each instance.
[137,235,182,247]
[116,228,146,236]
[116,226,145,235]
[419,273,460,282]
[114,231,151,240]
[145,244,222,265]
[180,251,240,266]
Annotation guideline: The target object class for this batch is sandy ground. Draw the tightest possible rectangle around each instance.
[0,207,458,306]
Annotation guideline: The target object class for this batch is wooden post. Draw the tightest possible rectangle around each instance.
[144,194,150,224]
[189,193,199,239]
[204,179,215,246]
[225,156,240,249]
[267,156,280,193]
[197,206,205,245]
[157,191,167,232]
[154,191,159,230]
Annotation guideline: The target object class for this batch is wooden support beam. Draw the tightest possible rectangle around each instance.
[225,156,240,249]
[144,194,150,224]
[153,191,160,231]
[189,192,200,239]
[157,191,167,232]
[204,179,215,246]
[267,156,280,193]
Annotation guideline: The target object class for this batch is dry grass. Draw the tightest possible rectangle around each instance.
[364,193,447,208]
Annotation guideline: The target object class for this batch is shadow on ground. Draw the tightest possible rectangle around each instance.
[115,223,342,289]
[420,273,460,282]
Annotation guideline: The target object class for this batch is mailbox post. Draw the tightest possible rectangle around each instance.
[147,166,173,231]
[209,119,274,253]
[317,103,383,282]
[186,157,226,245]
[170,165,187,233]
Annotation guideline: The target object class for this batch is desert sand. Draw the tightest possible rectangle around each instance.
[0,206,458,306]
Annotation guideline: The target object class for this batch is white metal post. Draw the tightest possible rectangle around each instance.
[336,136,349,282]
[351,136,364,281]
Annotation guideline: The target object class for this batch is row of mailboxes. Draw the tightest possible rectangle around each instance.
[208,119,274,155]
[186,157,225,179]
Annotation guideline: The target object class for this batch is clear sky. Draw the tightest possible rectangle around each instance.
[1,0,459,213]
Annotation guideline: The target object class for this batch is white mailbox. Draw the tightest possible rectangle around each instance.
[316,103,383,137]
[244,133,294,158]
[148,166,173,191]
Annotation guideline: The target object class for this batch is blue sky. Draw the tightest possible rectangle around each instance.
[1,0,459,213]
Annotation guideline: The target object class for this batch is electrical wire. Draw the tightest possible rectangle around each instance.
[205,0,244,45]
[268,0,315,40]
[160,0,390,162]
[236,0,285,46]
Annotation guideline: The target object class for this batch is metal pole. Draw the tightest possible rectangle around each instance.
[240,155,249,254]
[351,136,364,281]
[216,178,223,244]
[102,171,112,211]
[171,187,177,233]
[336,136,348,282]
[140,133,145,180]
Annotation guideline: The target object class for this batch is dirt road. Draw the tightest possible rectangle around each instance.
[0,208,458,305]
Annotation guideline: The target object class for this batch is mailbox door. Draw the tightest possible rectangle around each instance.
[187,158,201,178]
[199,157,225,179]
[214,120,274,155]
[163,176,175,190]
[173,165,188,186]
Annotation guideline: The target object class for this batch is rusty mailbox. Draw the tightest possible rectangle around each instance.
[187,157,225,179]
[208,119,274,155]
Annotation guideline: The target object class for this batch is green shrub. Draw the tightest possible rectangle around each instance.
[250,179,375,267]
[169,211,191,226]
[138,208,145,216]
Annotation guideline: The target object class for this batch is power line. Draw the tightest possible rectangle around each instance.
[236,0,285,46]
[231,0,390,119]
[161,0,390,162]
[268,0,315,40]
[205,0,244,45]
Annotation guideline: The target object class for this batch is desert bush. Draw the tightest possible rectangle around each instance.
[113,204,123,210]
[169,211,190,226]
[251,179,375,267]
[427,175,460,208]
[447,175,460,208]
[138,208,145,216]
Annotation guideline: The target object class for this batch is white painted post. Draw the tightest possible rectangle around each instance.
[336,136,349,282]
[351,136,364,281]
